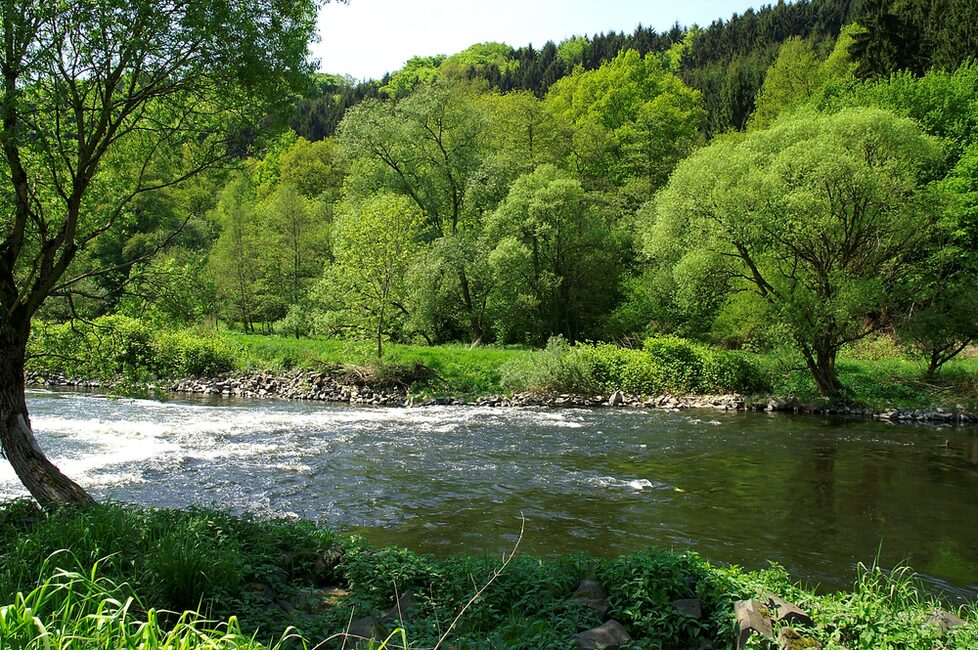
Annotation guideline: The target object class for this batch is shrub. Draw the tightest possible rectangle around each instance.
[27,317,241,380]
[500,337,767,396]
[153,331,239,377]
[642,336,703,393]
[575,344,634,393]
[700,349,768,394]
[499,336,597,394]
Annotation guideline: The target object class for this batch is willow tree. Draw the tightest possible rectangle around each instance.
[0,0,326,506]
[646,108,943,397]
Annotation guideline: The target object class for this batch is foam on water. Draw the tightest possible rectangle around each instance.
[7,388,978,601]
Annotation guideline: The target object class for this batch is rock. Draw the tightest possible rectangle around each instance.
[764,594,813,627]
[568,578,611,619]
[734,599,774,650]
[608,391,624,407]
[573,620,632,649]
[302,586,350,612]
[245,581,277,602]
[382,591,418,623]
[778,627,822,649]
[311,545,345,584]
[925,609,966,633]
[347,616,387,647]
[274,598,295,613]
[673,598,703,619]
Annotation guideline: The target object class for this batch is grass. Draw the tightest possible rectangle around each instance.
[758,349,978,411]
[0,564,291,649]
[0,502,975,649]
[225,332,527,397]
[197,331,978,411]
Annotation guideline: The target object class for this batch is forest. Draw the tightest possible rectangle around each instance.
[30,0,978,402]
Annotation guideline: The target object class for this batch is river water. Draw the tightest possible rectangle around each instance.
[4,388,978,599]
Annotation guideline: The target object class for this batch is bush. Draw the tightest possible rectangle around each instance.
[153,331,238,377]
[642,336,703,393]
[500,337,767,396]
[700,348,769,394]
[499,337,598,394]
[27,317,241,380]
[2,502,975,649]
[574,344,634,392]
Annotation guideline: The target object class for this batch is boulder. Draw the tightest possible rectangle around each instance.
[778,627,822,650]
[608,391,624,407]
[573,620,632,649]
[568,578,611,619]
[673,598,703,619]
[925,609,966,633]
[764,593,813,627]
[734,599,774,650]
[382,591,418,623]
[347,616,387,648]
[311,545,345,585]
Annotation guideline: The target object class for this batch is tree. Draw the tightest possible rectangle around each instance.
[0,0,323,506]
[261,184,328,310]
[485,165,623,344]
[749,37,826,130]
[544,49,704,199]
[898,145,978,376]
[209,173,261,332]
[646,108,943,397]
[324,194,422,358]
[848,0,921,79]
[338,81,493,342]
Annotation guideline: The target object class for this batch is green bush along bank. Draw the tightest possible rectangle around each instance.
[26,316,978,412]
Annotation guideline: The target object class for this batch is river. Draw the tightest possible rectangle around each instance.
[3,388,977,599]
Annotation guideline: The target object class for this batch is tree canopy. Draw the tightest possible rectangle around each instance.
[0,0,325,506]
[646,108,943,396]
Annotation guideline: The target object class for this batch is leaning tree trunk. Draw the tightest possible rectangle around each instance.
[0,324,94,508]
[801,343,845,399]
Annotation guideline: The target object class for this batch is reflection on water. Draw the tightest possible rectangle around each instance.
[3,388,978,599]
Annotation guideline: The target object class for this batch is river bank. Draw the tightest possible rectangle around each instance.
[27,368,978,426]
[1,501,974,649]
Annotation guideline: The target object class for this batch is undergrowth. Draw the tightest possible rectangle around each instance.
[0,502,974,649]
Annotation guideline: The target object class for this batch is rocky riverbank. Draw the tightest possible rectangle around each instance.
[26,369,977,425]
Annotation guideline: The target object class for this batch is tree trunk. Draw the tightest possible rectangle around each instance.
[802,343,844,399]
[376,317,384,360]
[925,350,941,380]
[0,324,94,508]
[457,267,484,344]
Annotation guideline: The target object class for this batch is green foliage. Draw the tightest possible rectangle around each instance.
[316,193,423,358]
[381,55,447,98]
[498,336,599,394]
[153,330,241,377]
[486,165,624,345]
[5,503,972,649]
[749,36,829,130]
[820,63,978,163]
[0,502,337,647]
[28,317,239,379]
[647,107,944,396]
[0,567,285,649]
[596,549,741,647]
[545,49,705,196]
[441,42,518,79]
[501,336,767,396]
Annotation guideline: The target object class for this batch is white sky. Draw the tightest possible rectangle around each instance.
[313,0,769,81]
